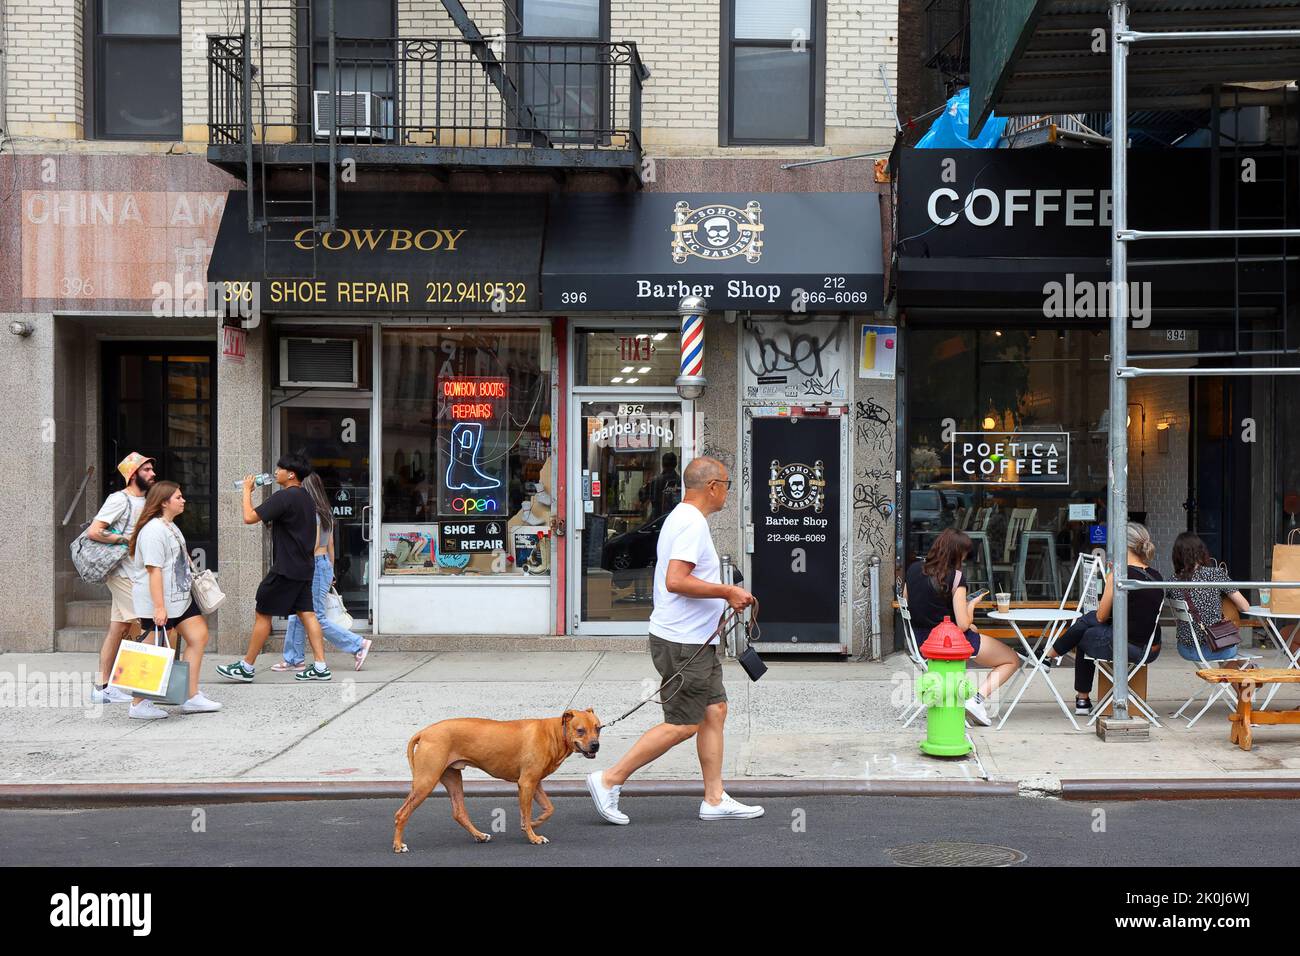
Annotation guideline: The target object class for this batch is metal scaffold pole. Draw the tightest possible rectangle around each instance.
[1108,0,1132,723]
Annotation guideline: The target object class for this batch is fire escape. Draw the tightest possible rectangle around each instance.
[207,0,648,270]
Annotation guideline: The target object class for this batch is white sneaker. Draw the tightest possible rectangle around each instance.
[128,700,169,720]
[180,691,222,714]
[699,792,765,821]
[965,696,992,727]
[91,685,133,704]
[585,770,629,825]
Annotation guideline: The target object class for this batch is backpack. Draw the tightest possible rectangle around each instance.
[70,492,132,584]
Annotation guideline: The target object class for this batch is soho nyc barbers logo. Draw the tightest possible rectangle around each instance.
[671,201,764,263]
[769,460,826,513]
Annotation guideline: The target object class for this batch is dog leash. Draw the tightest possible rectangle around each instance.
[601,601,759,730]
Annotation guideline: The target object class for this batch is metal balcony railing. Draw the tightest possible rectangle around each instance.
[923,0,969,81]
[207,34,645,161]
[208,34,246,146]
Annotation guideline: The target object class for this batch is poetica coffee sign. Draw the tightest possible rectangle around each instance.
[951,432,1070,485]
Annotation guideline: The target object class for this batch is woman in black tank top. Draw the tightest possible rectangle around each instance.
[903,529,1020,727]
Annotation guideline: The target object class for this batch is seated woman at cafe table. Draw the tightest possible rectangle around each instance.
[1039,523,1164,716]
[1170,532,1251,665]
[903,528,1019,727]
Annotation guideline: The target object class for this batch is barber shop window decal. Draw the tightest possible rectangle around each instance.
[769,460,826,514]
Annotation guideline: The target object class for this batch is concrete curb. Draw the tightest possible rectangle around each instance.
[1060,778,1300,800]
[0,778,1017,808]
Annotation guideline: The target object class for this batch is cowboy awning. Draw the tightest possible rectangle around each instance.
[207,192,547,312]
[541,192,884,312]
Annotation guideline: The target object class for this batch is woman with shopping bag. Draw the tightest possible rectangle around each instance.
[124,482,222,720]
[273,473,372,672]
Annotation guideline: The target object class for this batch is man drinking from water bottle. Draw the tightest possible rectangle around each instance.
[586,456,762,824]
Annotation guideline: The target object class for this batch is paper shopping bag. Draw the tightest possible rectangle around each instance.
[1271,530,1300,615]
[109,630,175,698]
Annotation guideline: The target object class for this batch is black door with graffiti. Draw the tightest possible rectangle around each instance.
[749,415,842,646]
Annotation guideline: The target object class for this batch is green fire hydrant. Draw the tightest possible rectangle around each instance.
[917,616,976,757]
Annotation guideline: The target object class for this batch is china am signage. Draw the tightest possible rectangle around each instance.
[951,432,1070,486]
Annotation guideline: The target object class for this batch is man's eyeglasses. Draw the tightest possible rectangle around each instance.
[709,479,733,489]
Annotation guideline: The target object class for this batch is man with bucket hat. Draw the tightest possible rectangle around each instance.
[87,452,156,704]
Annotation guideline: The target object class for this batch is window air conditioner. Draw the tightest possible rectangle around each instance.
[280,337,359,388]
[313,90,389,139]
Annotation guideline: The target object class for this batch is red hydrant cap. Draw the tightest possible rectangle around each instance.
[920,616,974,661]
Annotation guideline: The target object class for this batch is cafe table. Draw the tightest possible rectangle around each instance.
[987,608,1082,730]
[1242,607,1300,710]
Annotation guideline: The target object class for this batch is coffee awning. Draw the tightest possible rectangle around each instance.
[207,192,546,312]
[542,192,883,312]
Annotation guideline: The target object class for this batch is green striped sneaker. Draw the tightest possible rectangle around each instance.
[294,663,332,682]
[215,660,255,682]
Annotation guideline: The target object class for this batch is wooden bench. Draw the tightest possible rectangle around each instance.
[1197,668,1300,751]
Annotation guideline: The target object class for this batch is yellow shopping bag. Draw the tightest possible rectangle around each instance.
[1271,530,1300,615]
[109,628,176,697]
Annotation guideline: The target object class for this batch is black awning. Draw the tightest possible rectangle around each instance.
[542,192,883,312]
[207,192,546,313]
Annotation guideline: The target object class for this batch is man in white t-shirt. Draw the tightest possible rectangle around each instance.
[87,452,155,704]
[587,456,762,824]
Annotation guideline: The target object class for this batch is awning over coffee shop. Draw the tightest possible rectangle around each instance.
[207,192,547,313]
[542,192,884,312]
[896,147,1282,313]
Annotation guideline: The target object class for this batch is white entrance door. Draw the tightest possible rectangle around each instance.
[568,395,693,635]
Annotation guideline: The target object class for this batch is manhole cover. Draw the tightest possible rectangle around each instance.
[886,842,1027,867]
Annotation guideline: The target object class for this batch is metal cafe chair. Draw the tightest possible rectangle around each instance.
[897,594,926,728]
[1168,598,1262,728]
[1086,599,1166,727]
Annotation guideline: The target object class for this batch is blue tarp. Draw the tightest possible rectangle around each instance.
[916,88,1007,149]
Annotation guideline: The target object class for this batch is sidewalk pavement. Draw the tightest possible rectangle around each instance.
[4,645,1300,797]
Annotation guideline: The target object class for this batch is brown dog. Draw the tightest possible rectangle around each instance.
[392,708,602,852]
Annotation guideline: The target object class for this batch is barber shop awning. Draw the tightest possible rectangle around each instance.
[542,192,883,312]
[207,192,546,312]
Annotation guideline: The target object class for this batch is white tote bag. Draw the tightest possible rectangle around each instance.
[322,587,354,632]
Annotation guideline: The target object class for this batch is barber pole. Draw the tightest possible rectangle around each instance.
[674,295,709,400]
[680,313,704,377]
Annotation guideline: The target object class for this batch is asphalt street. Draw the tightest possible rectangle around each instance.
[2,795,1297,866]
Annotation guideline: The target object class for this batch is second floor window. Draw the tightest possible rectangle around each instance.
[723,0,820,145]
[94,0,182,140]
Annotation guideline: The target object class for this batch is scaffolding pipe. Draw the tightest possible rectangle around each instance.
[1119,29,1300,43]
[1108,0,1132,724]
[1119,580,1300,590]
[1122,228,1300,240]
[1119,366,1300,378]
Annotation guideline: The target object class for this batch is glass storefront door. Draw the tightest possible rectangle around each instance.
[275,398,372,623]
[572,397,688,634]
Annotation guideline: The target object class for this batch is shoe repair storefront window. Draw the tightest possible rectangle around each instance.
[379,327,554,631]
[905,328,1111,603]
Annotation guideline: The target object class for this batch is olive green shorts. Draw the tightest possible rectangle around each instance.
[648,633,727,726]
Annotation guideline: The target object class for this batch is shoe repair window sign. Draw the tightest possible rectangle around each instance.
[588,410,679,450]
[438,376,509,515]
[951,432,1070,485]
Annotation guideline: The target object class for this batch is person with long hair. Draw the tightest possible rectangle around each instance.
[1041,523,1165,715]
[903,527,1019,726]
[125,481,222,719]
[272,472,372,672]
[1170,532,1250,664]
